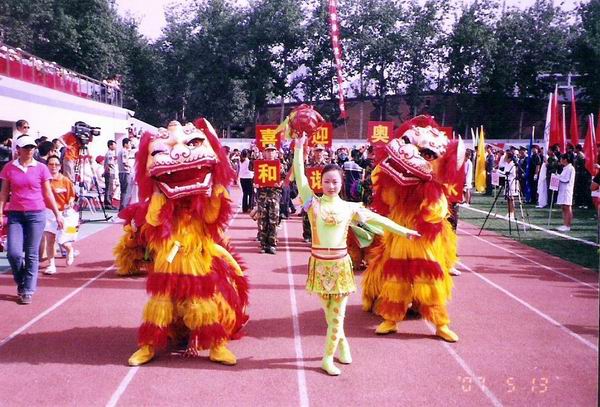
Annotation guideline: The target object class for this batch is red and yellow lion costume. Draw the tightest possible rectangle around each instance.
[115,119,248,366]
[362,116,464,342]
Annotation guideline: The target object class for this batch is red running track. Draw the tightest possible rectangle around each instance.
[0,190,597,406]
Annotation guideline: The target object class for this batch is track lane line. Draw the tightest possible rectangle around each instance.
[283,219,309,407]
[460,204,599,247]
[457,261,598,352]
[459,227,599,291]
[0,265,115,349]
[424,321,504,407]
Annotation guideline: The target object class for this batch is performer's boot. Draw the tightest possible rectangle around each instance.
[322,355,341,376]
[128,345,155,366]
[436,324,459,342]
[320,296,348,376]
[337,337,352,364]
[375,319,398,334]
[209,343,237,365]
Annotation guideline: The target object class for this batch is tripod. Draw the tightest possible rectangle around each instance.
[73,145,112,223]
[478,172,530,237]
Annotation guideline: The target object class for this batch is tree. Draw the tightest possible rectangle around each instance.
[402,0,450,118]
[445,0,497,135]
[572,0,600,111]
[344,0,406,120]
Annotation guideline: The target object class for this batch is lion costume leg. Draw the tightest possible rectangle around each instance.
[373,277,413,334]
[129,295,175,366]
[320,295,350,376]
[414,280,459,343]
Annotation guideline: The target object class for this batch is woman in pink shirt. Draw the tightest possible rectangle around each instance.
[0,135,63,304]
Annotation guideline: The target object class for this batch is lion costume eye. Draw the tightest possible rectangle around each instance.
[186,138,203,147]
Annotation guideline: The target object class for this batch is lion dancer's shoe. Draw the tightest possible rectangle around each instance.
[375,319,398,335]
[209,343,237,365]
[435,324,459,342]
[128,345,155,366]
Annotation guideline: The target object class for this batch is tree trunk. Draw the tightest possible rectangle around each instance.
[518,110,524,139]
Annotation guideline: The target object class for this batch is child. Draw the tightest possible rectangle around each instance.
[43,155,77,274]
[293,134,418,376]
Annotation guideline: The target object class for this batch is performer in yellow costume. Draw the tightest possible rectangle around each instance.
[293,128,418,376]
[362,115,465,343]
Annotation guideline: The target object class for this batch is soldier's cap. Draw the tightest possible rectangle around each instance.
[263,143,277,151]
[313,144,325,151]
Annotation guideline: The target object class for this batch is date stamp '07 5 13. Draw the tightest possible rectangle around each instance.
[458,376,549,394]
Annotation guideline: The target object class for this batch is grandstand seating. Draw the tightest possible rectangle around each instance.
[0,42,122,107]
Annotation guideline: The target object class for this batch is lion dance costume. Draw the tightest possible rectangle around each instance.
[362,116,465,342]
[281,105,417,375]
[115,119,249,366]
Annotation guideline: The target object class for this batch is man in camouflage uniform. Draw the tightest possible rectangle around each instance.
[256,144,284,255]
[302,144,326,243]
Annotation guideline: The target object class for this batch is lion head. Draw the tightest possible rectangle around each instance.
[136,118,235,203]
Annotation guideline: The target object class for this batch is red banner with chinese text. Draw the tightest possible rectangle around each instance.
[306,166,324,194]
[308,123,333,149]
[367,121,393,145]
[440,127,453,140]
[255,125,281,151]
[253,160,281,187]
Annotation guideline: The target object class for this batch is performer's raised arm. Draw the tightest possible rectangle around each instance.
[293,134,314,205]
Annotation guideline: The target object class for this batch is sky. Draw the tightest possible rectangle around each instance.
[115,0,583,41]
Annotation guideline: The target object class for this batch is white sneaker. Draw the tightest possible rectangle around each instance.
[44,263,57,275]
[449,268,462,276]
[66,249,75,266]
[557,225,571,232]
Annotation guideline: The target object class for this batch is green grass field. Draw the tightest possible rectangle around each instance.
[460,191,599,271]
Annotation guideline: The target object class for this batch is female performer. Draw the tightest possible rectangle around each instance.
[293,134,418,376]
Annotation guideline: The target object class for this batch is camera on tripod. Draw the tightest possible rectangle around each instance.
[71,121,100,146]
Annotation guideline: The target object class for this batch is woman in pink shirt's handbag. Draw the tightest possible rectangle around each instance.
[0,134,63,304]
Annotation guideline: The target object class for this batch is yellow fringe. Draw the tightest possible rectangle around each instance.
[212,244,244,276]
[203,185,225,224]
[180,294,236,332]
[146,193,167,226]
[142,295,174,327]
[114,225,147,276]
[379,279,413,302]
[144,216,214,276]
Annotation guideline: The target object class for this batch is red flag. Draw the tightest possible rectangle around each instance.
[569,88,579,147]
[549,89,561,151]
[584,114,597,176]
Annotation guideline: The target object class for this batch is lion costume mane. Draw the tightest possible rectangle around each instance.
[362,115,464,341]
[115,119,249,365]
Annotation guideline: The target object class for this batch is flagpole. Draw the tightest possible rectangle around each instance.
[562,104,567,152]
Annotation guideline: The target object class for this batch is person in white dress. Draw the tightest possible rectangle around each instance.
[556,154,576,232]
[463,149,474,206]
